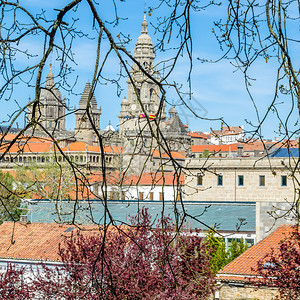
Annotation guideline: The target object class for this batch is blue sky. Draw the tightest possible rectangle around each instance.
[1,0,299,140]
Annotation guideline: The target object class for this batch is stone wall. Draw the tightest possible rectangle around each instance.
[185,157,295,203]
[185,157,298,241]
[256,201,295,241]
[217,284,279,300]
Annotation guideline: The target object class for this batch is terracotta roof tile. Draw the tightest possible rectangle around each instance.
[217,225,297,282]
[0,141,53,154]
[89,171,184,186]
[212,126,243,136]
[0,222,77,261]
[189,131,210,139]
[191,144,238,153]
[152,150,185,159]
[0,222,129,262]
[61,142,122,154]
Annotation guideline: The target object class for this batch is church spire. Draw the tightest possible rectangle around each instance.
[45,64,55,88]
[141,12,148,34]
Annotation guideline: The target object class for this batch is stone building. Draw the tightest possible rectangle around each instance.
[216,225,296,300]
[28,66,66,132]
[118,14,164,134]
[184,157,298,241]
[75,82,101,145]
[210,126,245,145]
[24,14,190,175]
[117,15,190,173]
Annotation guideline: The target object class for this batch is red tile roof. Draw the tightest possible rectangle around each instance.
[189,131,210,139]
[88,171,185,186]
[0,141,53,154]
[212,126,243,136]
[191,144,238,153]
[0,222,78,262]
[0,222,118,262]
[152,150,185,159]
[217,225,297,282]
[126,172,184,186]
[61,142,122,154]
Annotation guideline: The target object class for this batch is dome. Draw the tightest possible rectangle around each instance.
[133,14,155,61]
[121,96,128,105]
[136,33,153,45]
[105,122,115,132]
[169,105,177,114]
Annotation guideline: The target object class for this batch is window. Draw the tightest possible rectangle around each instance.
[197,174,203,186]
[121,192,125,200]
[281,175,287,187]
[138,192,144,200]
[238,175,244,186]
[217,175,223,186]
[159,192,164,201]
[149,88,154,100]
[149,192,154,201]
[259,175,265,186]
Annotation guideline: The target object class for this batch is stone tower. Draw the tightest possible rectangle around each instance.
[119,14,166,134]
[28,66,66,131]
[75,82,101,145]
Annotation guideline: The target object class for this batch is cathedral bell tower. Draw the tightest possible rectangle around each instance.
[119,14,166,133]
[75,82,101,145]
[28,65,66,132]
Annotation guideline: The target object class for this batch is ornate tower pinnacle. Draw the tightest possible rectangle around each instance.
[141,13,148,34]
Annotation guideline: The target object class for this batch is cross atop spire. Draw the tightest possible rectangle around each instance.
[141,12,148,34]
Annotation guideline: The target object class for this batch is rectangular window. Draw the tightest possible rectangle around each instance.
[238,175,244,186]
[259,175,265,186]
[217,175,223,186]
[159,192,164,201]
[149,192,154,201]
[197,174,203,186]
[121,191,125,200]
[138,192,144,201]
[281,175,287,187]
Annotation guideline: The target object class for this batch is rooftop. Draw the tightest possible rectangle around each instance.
[217,225,296,282]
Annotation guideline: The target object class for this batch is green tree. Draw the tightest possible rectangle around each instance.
[200,149,210,158]
[206,228,227,273]
[227,238,248,263]
[0,170,22,224]
[206,228,248,273]
[14,157,88,223]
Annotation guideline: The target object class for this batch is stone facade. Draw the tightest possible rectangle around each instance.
[185,157,295,203]
[25,15,190,174]
[28,66,66,132]
[75,82,101,145]
[118,14,191,166]
[217,284,279,300]
[185,157,299,241]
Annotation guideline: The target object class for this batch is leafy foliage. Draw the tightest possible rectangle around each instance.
[206,228,248,274]
[0,208,215,299]
[0,263,32,300]
[0,170,22,224]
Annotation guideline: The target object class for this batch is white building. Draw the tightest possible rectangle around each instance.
[210,126,245,145]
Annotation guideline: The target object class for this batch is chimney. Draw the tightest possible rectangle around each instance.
[19,215,28,224]
[237,144,244,157]
[254,150,260,157]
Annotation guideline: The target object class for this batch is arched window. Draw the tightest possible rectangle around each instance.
[149,88,154,100]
